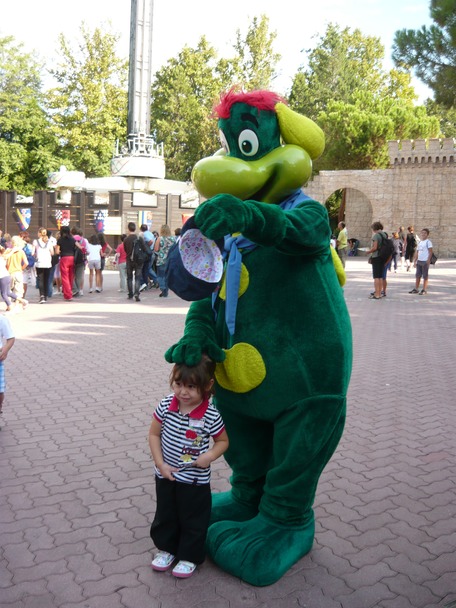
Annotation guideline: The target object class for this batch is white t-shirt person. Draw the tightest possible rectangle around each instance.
[416,238,433,262]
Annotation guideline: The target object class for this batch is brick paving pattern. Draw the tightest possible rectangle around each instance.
[1,259,455,608]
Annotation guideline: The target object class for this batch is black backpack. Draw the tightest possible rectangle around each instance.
[131,237,147,265]
[378,232,394,265]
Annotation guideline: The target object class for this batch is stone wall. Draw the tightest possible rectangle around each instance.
[304,139,456,257]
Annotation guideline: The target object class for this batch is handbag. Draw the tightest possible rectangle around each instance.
[430,252,437,265]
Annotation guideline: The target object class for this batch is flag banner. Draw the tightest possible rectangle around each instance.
[95,210,108,232]
[14,208,32,231]
[55,209,71,229]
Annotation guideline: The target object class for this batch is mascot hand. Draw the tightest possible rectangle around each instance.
[194,194,246,240]
[195,193,286,244]
[165,337,226,367]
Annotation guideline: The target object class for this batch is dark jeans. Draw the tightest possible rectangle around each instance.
[126,260,142,297]
[142,256,157,285]
[150,477,211,564]
[37,267,51,299]
[156,264,168,296]
[47,265,56,297]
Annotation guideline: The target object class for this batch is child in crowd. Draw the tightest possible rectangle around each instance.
[148,355,229,578]
[0,247,28,312]
[0,314,15,429]
[87,235,102,293]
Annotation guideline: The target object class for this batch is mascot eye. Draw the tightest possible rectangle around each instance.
[219,130,230,154]
[238,129,259,157]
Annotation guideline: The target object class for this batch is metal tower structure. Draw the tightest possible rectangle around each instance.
[111,0,165,178]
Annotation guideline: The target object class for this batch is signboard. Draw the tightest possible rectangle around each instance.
[103,217,122,235]
[132,191,157,207]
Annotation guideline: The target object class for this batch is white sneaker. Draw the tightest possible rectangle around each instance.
[139,283,147,292]
[151,551,175,571]
[79,290,83,296]
[172,560,197,578]
[89,289,93,293]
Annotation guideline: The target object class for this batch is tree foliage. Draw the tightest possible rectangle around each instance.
[0,36,61,193]
[232,15,281,90]
[47,23,128,177]
[392,0,456,108]
[289,24,440,171]
[150,16,281,181]
[150,38,226,181]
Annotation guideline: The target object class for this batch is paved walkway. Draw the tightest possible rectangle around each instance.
[1,259,455,608]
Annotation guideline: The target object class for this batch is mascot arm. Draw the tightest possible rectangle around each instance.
[164,299,226,366]
[195,193,330,254]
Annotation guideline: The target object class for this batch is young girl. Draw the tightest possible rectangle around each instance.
[149,356,229,578]
[87,235,102,293]
[0,247,28,312]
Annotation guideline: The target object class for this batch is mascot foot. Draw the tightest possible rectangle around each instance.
[207,513,315,586]
[211,491,259,524]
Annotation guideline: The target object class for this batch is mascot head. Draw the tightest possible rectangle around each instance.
[192,88,325,205]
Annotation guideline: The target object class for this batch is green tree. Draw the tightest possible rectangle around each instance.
[232,15,281,90]
[150,37,225,181]
[47,23,128,177]
[289,24,386,120]
[392,0,456,108]
[0,36,61,193]
[288,24,440,172]
[425,100,456,137]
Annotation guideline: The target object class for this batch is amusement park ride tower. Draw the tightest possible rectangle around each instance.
[110,0,165,182]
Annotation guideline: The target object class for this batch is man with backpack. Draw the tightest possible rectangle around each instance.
[123,222,144,302]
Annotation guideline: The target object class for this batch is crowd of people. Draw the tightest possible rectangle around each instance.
[333,222,436,298]
[0,223,179,311]
[365,223,434,299]
[115,222,178,301]
[0,219,438,312]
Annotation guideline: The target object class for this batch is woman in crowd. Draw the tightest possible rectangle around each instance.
[33,228,54,303]
[87,234,103,293]
[154,224,175,298]
[114,234,127,293]
[97,232,113,292]
[72,227,89,296]
[0,246,28,312]
[56,226,77,301]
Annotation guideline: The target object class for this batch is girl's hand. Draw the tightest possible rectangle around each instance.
[157,462,179,481]
[194,453,213,469]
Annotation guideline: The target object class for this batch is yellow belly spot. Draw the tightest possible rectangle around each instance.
[219,263,249,300]
[215,342,266,393]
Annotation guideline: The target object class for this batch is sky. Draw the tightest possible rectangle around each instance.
[2,0,433,100]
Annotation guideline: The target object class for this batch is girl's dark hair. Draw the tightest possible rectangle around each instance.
[170,355,216,398]
[89,234,98,245]
[97,232,106,245]
[61,226,71,237]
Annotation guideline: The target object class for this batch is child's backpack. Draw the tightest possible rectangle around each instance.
[131,236,147,265]
[377,232,394,265]
[23,244,35,268]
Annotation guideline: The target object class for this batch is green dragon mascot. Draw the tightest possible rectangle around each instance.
[165,89,352,586]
